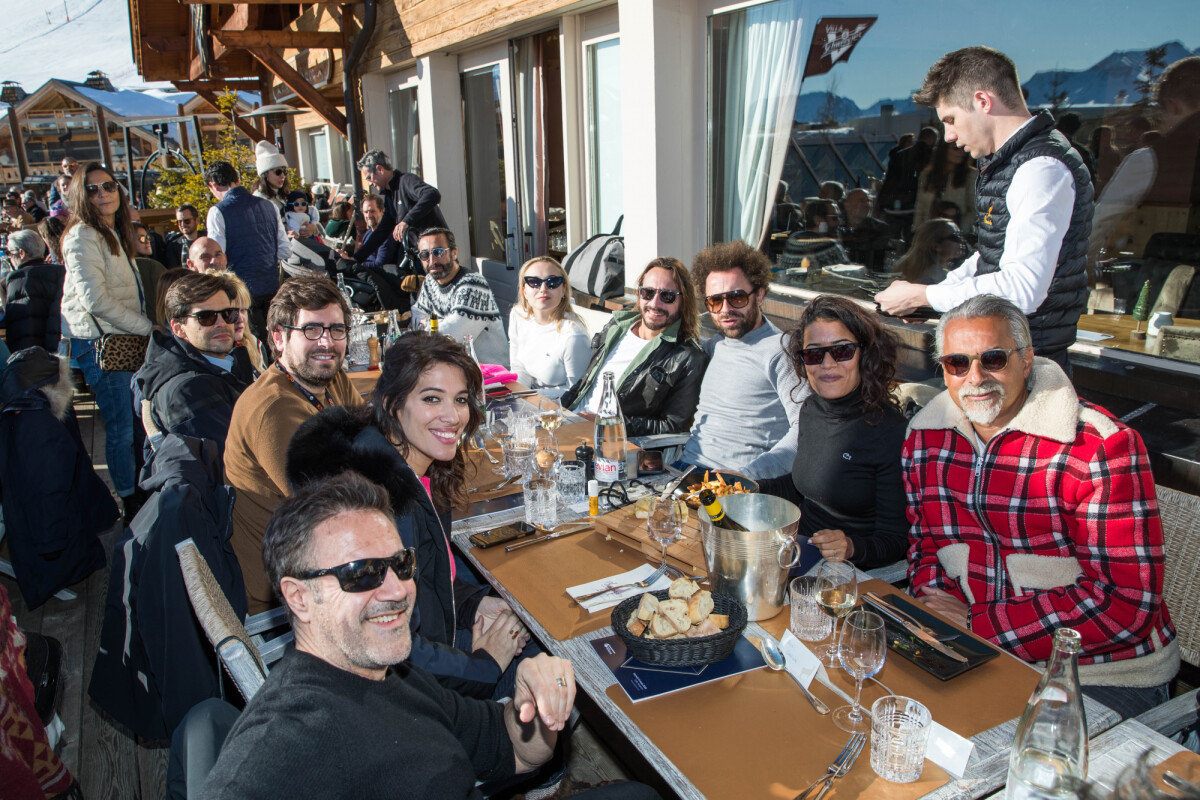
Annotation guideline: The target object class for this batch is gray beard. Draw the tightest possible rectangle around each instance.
[958,380,1006,426]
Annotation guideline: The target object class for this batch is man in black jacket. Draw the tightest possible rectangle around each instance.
[561,257,707,436]
[135,272,254,454]
[2,229,63,352]
[357,149,447,249]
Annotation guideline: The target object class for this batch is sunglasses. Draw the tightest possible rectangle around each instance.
[705,290,752,313]
[282,322,349,340]
[86,181,118,195]
[637,286,680,304]
[938,348,1020,377]
[523,275,565,290]
[271,168,288,177]
[417,247,451,261]
[799,342,860,366]
[293,549,417,593]
[136,234,150,243]
[184,307,241,326]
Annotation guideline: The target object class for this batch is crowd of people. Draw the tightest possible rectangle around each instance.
[1,43,1194,800]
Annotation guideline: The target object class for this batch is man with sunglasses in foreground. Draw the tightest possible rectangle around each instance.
[903,295,1178,720]
[136,272,254,455]
[677,241,806,479]
[200,471,658,800]
[561,257,707,435]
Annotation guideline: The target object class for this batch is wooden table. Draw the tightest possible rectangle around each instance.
[451,522,1123,800]
[1075,313,1200,357]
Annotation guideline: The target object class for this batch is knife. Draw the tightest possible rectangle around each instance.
[658,465,697,501]
[862,594,969,663]
[468,473,521,494]
[505,523,592,551]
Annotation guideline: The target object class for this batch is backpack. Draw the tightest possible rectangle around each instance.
[563,216,624,301]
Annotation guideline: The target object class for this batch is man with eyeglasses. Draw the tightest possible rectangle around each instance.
[164,203,203,268]
[410,227,508,365]
[135,272,254,454]
[357,149,447,249]
[677,241,806,479]
[225,275,363,615]
[561,257,706,436]
[199,472,656,800]
[903,295,1177,720]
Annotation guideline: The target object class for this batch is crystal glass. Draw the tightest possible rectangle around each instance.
[870,695,932,783]
[557,460,587,505]
[646,496,684,567]
[533,428,561,478]
[834,609,887,734]
[536,394,564,434]
[790,575,833,642]
[814,558,859,667]
[523,477,557,528]
[504,412,538,483]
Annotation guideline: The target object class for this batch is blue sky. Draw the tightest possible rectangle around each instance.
[799,0,1198,106]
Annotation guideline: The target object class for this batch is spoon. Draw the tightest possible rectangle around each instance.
[759,637,830,715]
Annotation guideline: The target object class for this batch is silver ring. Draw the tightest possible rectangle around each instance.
[556,677,566,687]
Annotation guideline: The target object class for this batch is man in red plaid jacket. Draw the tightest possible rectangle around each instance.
[903,295,1178,719]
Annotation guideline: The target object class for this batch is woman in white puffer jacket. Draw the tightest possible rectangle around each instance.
[60,162,151,519]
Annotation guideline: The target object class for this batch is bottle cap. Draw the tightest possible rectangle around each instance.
[588,480,599,496]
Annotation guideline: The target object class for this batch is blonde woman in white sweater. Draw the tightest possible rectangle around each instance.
[508,256,590,400]
[60,162,152,517]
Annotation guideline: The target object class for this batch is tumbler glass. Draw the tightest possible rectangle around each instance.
[870,696,932,783]
[790,576,834,642]
[523,477,557,529]
[557,460,587,505]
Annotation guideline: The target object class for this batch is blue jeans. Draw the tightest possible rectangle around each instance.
[64,338,137,497]
[1082,682,1170,721]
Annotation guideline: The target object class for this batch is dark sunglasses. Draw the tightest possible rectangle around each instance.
[418,247,451,261]
[293,549,417,593]
[938,348,1020,377]
[637,286,680,304]
[184,307,241,326]
[136,234,150,243]
[799,342,860,366]
[523,275,565,290]
[271,168,288,177]
[85,181,118,195]
[705,290,751,313]
[282,322,349,340]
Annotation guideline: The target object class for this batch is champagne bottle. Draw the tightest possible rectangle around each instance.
[1005,628,1088,800]
[430,312,439,333]
[593,371,627,484]
[698,488,750,531]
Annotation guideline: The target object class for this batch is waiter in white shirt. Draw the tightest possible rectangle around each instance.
[876,46,1093,374]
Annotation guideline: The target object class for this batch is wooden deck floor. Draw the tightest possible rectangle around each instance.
[3,385,634,799]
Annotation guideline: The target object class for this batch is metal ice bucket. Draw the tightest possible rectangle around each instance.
[698,493,801,621]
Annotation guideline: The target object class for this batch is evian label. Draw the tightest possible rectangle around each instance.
[595,458,621,483]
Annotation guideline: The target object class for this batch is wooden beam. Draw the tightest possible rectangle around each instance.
[250,47,347,138]
[173,79,261,92]
[94,107,114,172]
[194,88,267,144]
[7,112,28,182]
[214,30,343,50]
[176,103,192,157]
[144,37,189,53]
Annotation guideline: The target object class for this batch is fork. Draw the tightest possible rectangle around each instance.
[574,563,669,604]
[472,432,501,465]
[793,733,867,800]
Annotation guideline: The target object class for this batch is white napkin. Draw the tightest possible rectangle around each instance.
[566,563,674,613]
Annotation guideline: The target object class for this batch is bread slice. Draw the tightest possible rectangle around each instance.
[668,578,700,600]
[687,590,714,624]
[648,613,678,639]
[628,617,648,637]
[709,613,730,630]
[635,593,660,622]
[687,618,722,638]
[658,599,691,634]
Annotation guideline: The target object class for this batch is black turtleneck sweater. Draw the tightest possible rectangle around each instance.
[759,388,909,569]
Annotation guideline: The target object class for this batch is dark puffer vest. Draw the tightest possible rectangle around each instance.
[215,187,281,296]
[975,111,1093,357]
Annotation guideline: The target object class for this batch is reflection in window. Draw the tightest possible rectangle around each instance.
[587,37,622,236]
[462,65,508,262]
[309,130,330,181]
[389,86,421,177]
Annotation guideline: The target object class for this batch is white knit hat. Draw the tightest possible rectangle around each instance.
[255,141,288,175]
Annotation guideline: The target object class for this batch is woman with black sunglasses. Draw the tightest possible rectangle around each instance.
[508,256,591,399]
[758,295,909,570]
[60,162,152,522]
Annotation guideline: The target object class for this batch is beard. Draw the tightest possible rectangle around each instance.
[957,379,1007,426]
[713,302,761,340]
[639,302,681,333]
[289,347,344,388]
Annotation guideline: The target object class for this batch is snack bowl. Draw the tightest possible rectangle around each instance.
[681,470,760,508]
[611,589,748,668]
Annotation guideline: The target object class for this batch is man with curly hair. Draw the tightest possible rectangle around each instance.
[678,241,807,479]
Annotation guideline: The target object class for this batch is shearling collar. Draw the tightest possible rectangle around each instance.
[908,357,1080,445]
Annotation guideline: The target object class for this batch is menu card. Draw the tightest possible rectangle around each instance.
[590,634,766,703]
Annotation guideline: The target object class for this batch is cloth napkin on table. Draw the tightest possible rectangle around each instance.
[480,364,519,385]
[566,564,674,613]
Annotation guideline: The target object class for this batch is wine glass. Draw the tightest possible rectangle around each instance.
[814,558,859,668]
[536,395,564,435]
[833,609,887,734]
[646,496,684,568]
[533,428,561,478]
[486,407,514,473]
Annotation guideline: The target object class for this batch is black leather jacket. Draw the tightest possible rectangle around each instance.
[561,309,708,436]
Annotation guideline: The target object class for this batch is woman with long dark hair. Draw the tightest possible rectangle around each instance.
[759,295,909,569]
[59,162,152,519]
[894,218,969,285]
[913,139,977,233]
[287,332,531,699]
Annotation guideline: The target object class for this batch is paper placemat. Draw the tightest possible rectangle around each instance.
[566,563,674,613]
[760,579,1039,740]
[471,529,657,641]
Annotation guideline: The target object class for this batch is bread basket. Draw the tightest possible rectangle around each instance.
[611,589,748,668]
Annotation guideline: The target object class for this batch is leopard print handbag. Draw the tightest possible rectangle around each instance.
[95,333,148,372]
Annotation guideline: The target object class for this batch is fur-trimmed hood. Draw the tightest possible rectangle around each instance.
[2,346,74,421]
[908,357,1118,445]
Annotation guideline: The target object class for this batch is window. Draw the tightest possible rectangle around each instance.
[461,65,508,262]
[586,37,622,236]
[308,130,331,181]
[389,86,421,177]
